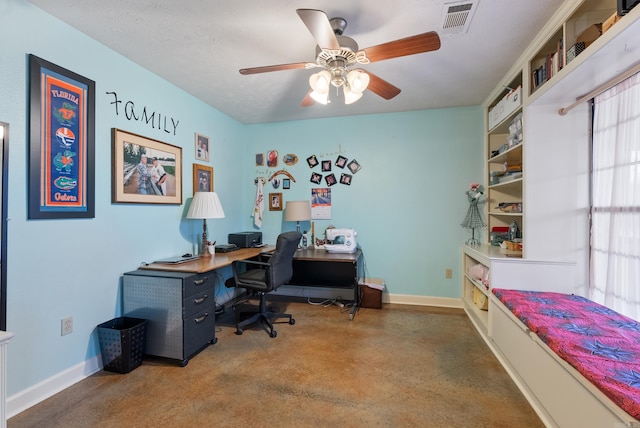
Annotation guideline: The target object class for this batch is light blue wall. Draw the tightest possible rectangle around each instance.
[1,1,247,396]
[1,0,483,402]
[241,109,483,297]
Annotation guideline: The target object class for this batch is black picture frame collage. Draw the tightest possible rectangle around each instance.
[306,154,361,187]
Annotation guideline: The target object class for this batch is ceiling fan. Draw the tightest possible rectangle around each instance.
[239,9,441,106]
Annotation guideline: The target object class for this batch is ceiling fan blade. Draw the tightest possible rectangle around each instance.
[364,70,401,100]
[239,62,312,75]
[301,90,315,107]
[296,9,340,50]
[362,31,441,63]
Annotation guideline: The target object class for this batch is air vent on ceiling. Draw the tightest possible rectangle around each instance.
[439,1,478,35]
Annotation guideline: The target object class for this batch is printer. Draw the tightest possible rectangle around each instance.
[228,231,262,248]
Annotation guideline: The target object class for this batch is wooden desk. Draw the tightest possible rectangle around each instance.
[129,247,363,358]
[139,246,275,273]
[288,248,363,320]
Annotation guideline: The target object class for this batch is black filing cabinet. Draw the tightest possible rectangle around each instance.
[123,269,217,366]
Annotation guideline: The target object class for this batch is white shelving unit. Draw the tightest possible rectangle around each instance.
[465,0,640,357]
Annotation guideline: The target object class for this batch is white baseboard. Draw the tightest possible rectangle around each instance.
[271,286,463,309]
[6,294,462,419]
[7,355,101,419]
[385,293,463,308]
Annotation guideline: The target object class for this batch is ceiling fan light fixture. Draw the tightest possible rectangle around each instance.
[346,70,370,94]
[343,86,363,105]
[309,70,331,94]
[310,90,329,105]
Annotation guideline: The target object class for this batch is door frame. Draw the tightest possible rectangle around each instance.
[0,122,8,330]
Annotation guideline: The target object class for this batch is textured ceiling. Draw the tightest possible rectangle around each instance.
[27,0,564,124]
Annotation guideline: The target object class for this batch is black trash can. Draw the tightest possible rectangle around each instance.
[97,317,147,374]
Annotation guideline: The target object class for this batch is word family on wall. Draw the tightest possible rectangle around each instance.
[105,91,180,136]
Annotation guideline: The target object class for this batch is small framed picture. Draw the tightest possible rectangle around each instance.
[307,154,319,168]
[321,160,332,172]
[340,173,352,185]
[325,173,337,186]
[195,133,210,162]
[193,164,214,194]
[256,153,264,166]
[283,178,291,189]
[283,153,298,165]
[269,192,282,211]
[310,172,322,184]
[267,150,278,167]
[347,159,362,174]
[335,155,348,168]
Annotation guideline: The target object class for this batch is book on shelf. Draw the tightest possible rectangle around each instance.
[531,37,564,91]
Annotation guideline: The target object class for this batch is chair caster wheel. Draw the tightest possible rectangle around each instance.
[235,329,243,335]
[270,330,277,338]
[289,318,296,325]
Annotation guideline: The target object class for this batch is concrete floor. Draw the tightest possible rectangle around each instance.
[8,298,543,427]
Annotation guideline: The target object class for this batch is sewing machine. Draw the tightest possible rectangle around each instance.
[324,228,358,253]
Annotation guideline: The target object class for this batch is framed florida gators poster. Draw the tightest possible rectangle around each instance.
[28,54,95,219]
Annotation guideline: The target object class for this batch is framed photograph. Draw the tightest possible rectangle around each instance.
[283,178,291,189]
[195,133,209,162]
[310,172,322,184]
[340,173,353,185]
[347,159,362,174]
[256,153,264,166]
[307,154,318,168]
[28,54,95,219]
[112,128,182,204]
[269,192,282,211]
[283,153,298,165]
[325,173,337,186]
[321,160,332,172]
[267,149,278,167]
[193,164,214,193]
[335,155,348,168]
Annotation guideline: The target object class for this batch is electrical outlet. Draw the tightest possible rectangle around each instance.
[445,268,453,279]
[61,316,73,336]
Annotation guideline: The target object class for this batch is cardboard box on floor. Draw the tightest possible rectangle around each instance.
[359,278,385,309]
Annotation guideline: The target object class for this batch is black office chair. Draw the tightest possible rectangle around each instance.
[231,231,301,337]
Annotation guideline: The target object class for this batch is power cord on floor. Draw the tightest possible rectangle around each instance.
[307,297,345,308]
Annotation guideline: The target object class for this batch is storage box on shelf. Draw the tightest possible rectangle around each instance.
[488,85,522,130]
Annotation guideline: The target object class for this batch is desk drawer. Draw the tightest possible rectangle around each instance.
[184,306,215,358]
[183,288,214,318]
[184,273,213,297]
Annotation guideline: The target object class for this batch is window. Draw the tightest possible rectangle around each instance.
[590,72,640,321]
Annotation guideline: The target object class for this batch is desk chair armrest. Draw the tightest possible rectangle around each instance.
[232,259,269,270]
[231,259,271,287]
